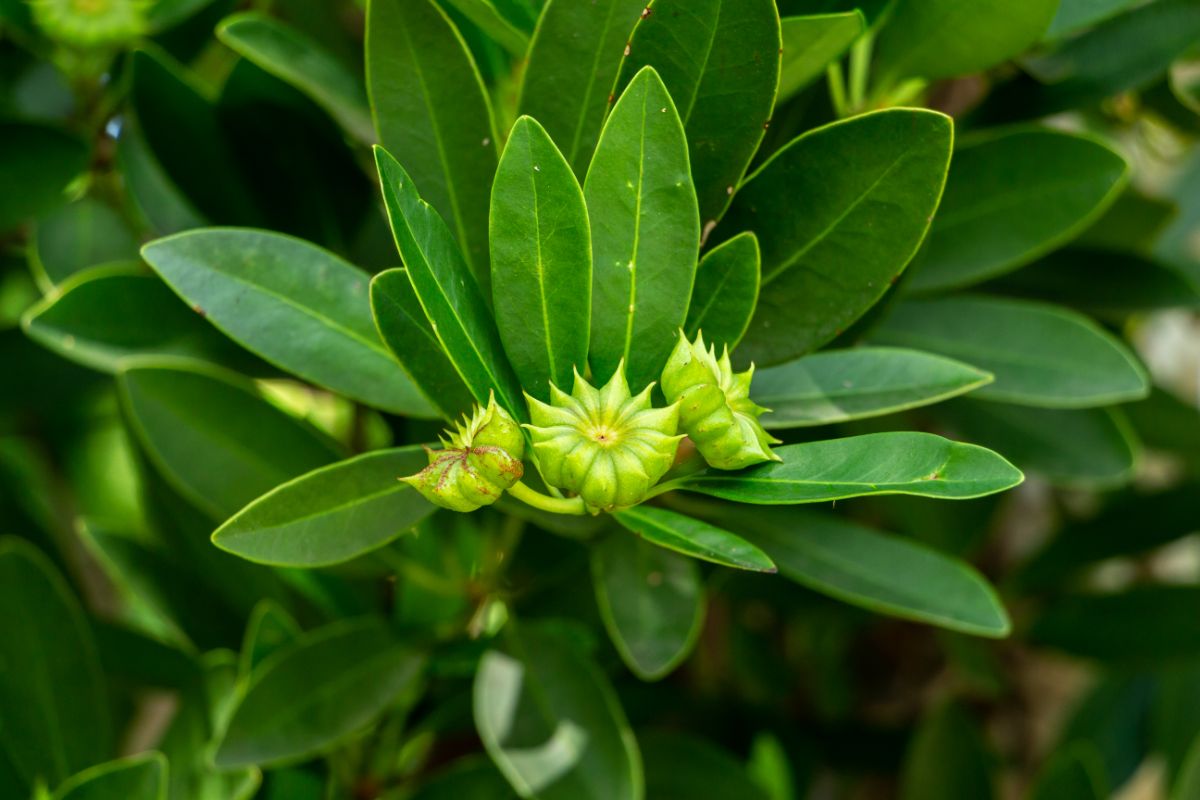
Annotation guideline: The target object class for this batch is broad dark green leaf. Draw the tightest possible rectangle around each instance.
[613,505,776,573]
[518,0,646,176]
[724,109,952,366]
[675,432,1022,504]
[374,147,526,418]
[778,12,865,102]
[118,360,340,520]
[116,119,207,236]
[54,753,167,800]
[474,623,642,800]
[874,0,1057,85]
[0,120,88,232]
[213,447,437,567]
[1029,747,1107,800]
[217,12,373,142]
[0,538,111,787]
[908,129,1129,292]
[1031,586,1200,662]
[238,600,301,682]
[367,0,498,288]
[899,703,995,800]
[215,618,426,767]
[369,268,475,420]
[1046,0,1142,38]
[412,758,516,799]
[616,0,781,224]
[30,198,139,287]
[751,347,991,428]
[442,0,529,54]
[873,296,1149,407]
[591,532,705,680]
[490,116,591,399]
[701,505,1010,636]
[585,67,700,388]
[684,232,760,353]
[941,400,1138,487]
[142,227,436,417]
[642,733,769,800]
[22,267,259,374]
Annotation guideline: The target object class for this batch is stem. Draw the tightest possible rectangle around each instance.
[827,61,849,117]
[508,481,589,516]
[849,31,874,111]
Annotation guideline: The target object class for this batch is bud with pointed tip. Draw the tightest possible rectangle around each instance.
[401,393,525,512]
[660,331,781,470]
[525,364,683,513]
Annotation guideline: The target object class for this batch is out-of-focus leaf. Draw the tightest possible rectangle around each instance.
[117,119,207,236]
[411,758,515,799]
[237,600,301,682]
[1028,746,1107,800]
[1125,388,1200,470]
[30,199,139,287]
[1045,0,1142,38]
[777,12,865,102]
[898,703,995,800]
[641,732,769,799]
[1031,586,1200,662]
[54,753,167,800]
[613,505,776,573]
[1059,675,1154,792]
[684,233,760,353]
[1175,735,1200,800]
[0,120,88,232]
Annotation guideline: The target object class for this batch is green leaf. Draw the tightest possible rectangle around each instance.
[0,538,111,787]
[1031,586,1200,663]
[675,431,1022,504]
[940,401,1138,487]
[751,347,991,428]
[899,703,995,800]
[442,0,529,54]
[872,296,1149,408]
[411,758,515,799]
[217,12,373,143]
[584,67,700,388]
[0,120,88,232]
[518,0,647,176]
[30,198,139,288]
[1176,736,1200,800]
[369,268,476,420]
[118,360,341,520]
[238,601,302,683]
[214,618,426,768]
[366,0,498,288]
[474,623,643,800]
[1029,747,1107,800]
[374,147,526,419]
[700,505,1010,636]
[615,0,781,224]
[874,0,1057,85]
[591,532,705,681]
[908,129,1129,292]
[142,227,436,418]
[116,119,206,236]
[1046,0,1143,39]
[21,266,260,374]
[54,753,167,800]
[778,12,866,102]
[642,732,770,800]
[490,116,591,399]
[613,505,776,573]
[684,232,760,353]
[213,447,437,567]
[724,109,952,366]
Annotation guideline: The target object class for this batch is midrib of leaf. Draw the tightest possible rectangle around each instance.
[621,86,651,368]
[676,1,721,123]
[566,0,627,168]
[526,134,558,383]
[222,478,413,540]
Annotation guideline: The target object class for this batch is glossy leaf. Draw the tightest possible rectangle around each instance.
[751,347,991,428]
[215,619,425,767]
[374,148,526,419]
[591,532,705,680]
[474,624,643,800]
[0,120,88,232]
[54,753,167,800]
[31,198,139,287]
[213,447,437,567]
[518,0,646,176]
[908,129,1129,292]
[490,116,591,399]
[616,0,781,223]
[675,431,1022,504]
[873,296,1149,408]
[684,232,760,353]
[118,360,340,520]
[724,109,952,366]
[642,733,770,800]
[443,0,529,54]
[778,12,865,102]
[701,505,1010,636]
[217,13,373,142]
[0,538,111,787]
[899,703,995,800]
[874,0,1057,85]
[142,228,436,417]
[614,505,776,572]
[585,67,700,388]
[367,0,498,286]
[1031,586,1200,662]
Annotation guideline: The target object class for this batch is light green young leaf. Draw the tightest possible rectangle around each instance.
[778,12,865,102]
[684,232,760,354]
[613,505,776,573]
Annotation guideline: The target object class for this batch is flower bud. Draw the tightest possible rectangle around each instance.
[31,0,148,47]
[525,365,682,513]
[401,393,525,512]
[660,331,781,470]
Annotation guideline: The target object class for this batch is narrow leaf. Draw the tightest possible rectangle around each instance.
[613,505,776,573]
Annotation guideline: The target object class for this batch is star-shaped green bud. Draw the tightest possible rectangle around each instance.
[401,393,525,512]
[31,0,148,47]
[525,365,683,513]
[660,331,781,470]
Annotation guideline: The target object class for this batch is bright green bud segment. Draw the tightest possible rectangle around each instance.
[402,393,525,512]
[660,331,781,470]
[31,0,148,47]
[525,365,683,513]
